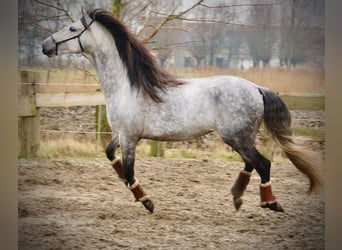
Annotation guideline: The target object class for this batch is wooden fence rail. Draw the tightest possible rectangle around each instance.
[18,71,105,158]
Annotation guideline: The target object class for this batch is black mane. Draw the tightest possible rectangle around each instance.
[88,8,183,102]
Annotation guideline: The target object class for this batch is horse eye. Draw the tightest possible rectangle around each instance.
[69,26,77,32]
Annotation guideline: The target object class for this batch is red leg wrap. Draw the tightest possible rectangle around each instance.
[231,170,251,197]
[111,159,126,183]
[260,182,276,206]
[128,180,148,202]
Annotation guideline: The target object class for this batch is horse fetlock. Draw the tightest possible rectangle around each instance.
[127,179,142,195]
[127,179,154,211]
[259,182,284,212]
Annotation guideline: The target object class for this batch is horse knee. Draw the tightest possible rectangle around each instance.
[105,136,120,161]
[105,142,115,161]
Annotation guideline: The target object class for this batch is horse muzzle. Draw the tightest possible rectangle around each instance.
[42,36,56,57]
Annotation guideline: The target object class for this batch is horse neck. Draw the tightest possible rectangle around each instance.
[90,26,131,100]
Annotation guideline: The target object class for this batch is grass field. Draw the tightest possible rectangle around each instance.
[293,127,324,141]
[282,95,325,141]
[281,95,325,111]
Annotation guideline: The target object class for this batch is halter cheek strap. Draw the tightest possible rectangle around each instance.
[52,16,94,55]
[78,36,85,53]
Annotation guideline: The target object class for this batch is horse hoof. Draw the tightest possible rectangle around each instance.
[233,197,243,211]
[261,201,284,212]
[142,199,154,213]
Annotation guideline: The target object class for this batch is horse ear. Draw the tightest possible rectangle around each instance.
[81,6,92,22]
[81,6,87,17]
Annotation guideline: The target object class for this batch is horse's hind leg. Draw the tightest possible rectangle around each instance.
[230,163,253,210]
[252,148,284,212]
[229,143,284,212]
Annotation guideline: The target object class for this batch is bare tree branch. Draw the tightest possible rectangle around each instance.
[149,2,282,29]
[199,2,281,9]
[161,15,254,27]
[142,0,204,43]
[34,0,75,22]
[135,4,153,37]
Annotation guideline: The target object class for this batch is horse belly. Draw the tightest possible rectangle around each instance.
[142,119,214,141]
[141,108,215,141]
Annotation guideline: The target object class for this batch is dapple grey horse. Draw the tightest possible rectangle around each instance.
[42,8,322,213]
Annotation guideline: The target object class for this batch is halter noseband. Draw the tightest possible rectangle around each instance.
[51,16,95,55]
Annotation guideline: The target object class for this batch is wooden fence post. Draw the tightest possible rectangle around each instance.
[18,71,40,158]
[149,140,165,157]
[95,105,112,149]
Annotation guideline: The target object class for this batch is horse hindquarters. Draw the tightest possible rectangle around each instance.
[231,88,322,212]
[218,87,284,212]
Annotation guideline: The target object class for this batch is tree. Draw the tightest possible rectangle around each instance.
[245,0,277,67]
[279,0,325,67]
[181,0,245,68]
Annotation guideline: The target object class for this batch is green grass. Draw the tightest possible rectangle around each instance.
[38,139,103,159]
[293,127,325,141]
[280,95,325,111]
[217,152,243,162]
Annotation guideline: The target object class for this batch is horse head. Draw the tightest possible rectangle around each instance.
[42,7,94,57]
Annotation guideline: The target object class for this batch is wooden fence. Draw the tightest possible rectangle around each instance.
[18,71,324,159]
[18,71,105,158]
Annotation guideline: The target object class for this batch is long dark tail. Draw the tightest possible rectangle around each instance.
[258,88,323,194]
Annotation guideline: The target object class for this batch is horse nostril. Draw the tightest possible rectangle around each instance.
[42,43,54,57]
[42,44,46,54]
[42,36,56,57]
[42,43,48,55]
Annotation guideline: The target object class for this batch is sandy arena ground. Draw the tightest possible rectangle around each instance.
[19,158,324,249]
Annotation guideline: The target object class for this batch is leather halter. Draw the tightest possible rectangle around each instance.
[51,16,95,55]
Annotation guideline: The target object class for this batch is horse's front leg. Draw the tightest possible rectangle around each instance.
[105,134,120,162]
[110,135,154,213]
[106,135,128,184]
